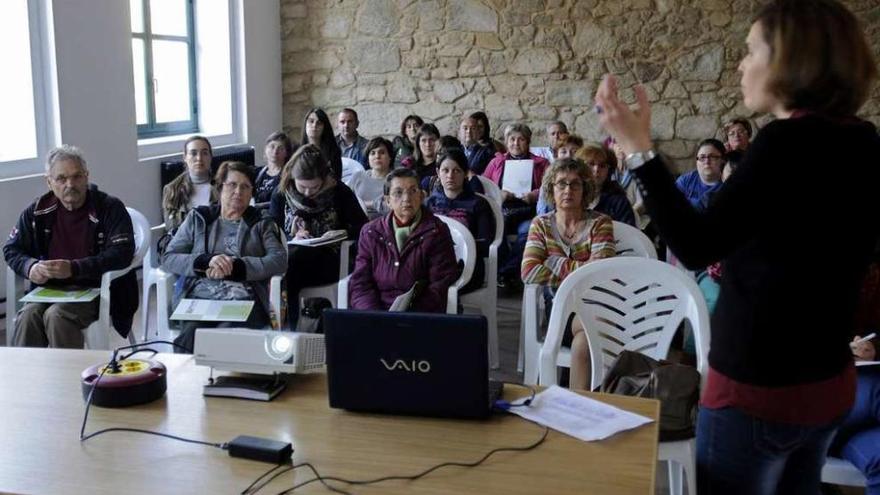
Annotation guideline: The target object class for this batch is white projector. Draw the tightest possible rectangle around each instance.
[194,328,325,375]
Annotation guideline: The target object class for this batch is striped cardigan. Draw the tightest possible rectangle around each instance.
[521,211,616,289]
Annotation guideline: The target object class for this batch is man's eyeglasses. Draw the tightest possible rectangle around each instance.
[696,155,723,163]
[389,188,421,199]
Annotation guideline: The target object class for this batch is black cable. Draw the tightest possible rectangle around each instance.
[273,423,550,494]
[242,463,294,495]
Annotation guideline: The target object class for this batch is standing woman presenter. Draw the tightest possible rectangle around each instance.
[595,0,880,493]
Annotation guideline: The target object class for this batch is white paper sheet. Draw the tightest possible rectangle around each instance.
[856,360,880,367]
[508,385,654,442]
[20,287,100,303]
[170,299,254,322]
[501,159,534,197]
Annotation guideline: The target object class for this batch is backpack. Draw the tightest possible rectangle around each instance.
[600,350,700,441]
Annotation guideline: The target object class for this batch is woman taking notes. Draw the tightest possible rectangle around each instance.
[595,0,879,492]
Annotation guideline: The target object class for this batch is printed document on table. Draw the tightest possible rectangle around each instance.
[501,160,534,197]
[170,299,254,322]
[288,229,347,247]
[20,287,100,303]
[508,385,654,442]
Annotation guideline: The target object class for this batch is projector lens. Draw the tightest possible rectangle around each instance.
[272,335,292,354]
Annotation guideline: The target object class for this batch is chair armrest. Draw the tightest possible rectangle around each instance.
[446,286,459,314]
[269,275,283,329]
[337,275,350,309]
[338,240,355,279]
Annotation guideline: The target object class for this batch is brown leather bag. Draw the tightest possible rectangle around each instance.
[600,350,700,441]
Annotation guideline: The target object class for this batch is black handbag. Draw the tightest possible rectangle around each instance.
[600,350,700,441]
[296,297,333,333]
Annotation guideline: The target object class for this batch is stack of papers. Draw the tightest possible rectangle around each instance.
[288,229,347,247]
[20,287,100,303]
[501,159,534,197]
[170,299,254,322]
[507,385,654,442]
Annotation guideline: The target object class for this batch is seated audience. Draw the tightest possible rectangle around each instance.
[482,123,550,288]
[336,108,369,168]
[349,168,459,312]
[161,161,287,352]
[722,117,753,151]
[346,137,394,220]
[470,111,506,154]
[254,131,295,208]
[270,145,367,331]
[522,158,616,390]
[426,148,494,294]
[459,115,495,175]
[392,114,424,168]
[300,108,343,180]
[162,135,218,231]
[531,121,569,161]
[4,145,137,348]
[676,138,725,208]
[556,134,584,159]
[401,123,441,185]
[576,145,636,226]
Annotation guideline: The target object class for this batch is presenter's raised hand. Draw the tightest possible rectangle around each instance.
[594,74,653,155]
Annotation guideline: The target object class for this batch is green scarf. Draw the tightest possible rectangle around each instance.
[393,209,422,252]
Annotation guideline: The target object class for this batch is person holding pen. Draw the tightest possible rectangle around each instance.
[594,0,879,492]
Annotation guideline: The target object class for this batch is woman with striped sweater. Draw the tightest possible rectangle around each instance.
[521,158,616,390]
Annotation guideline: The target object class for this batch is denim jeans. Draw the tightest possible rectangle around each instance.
[696,405,844,495]
[834,367,880,494]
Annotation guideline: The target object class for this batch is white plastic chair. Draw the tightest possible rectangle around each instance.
[537,257,710,495]
[518,221,657,378]
[822,456,866,488]
[6,207,149,349]
[476,176,502,206]
[141,223,175,341]
[340,157,362,184]
[460,193,503,369]
[337,219,474,313]
[295,240,355,318]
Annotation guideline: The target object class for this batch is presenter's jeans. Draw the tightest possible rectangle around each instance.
[696,405,843,495]
[14,301,99,348]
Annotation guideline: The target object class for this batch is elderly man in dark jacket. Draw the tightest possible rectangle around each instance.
[349,168,460,312]
[4,145,137,348]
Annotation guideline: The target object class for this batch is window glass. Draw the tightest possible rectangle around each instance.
[0,0,37,162]
[131,39,147,125]
[149,0,187,37]
[129,0,144,33]
[152,40,191,123]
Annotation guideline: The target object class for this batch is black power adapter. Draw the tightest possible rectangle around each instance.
[227,435,293,464]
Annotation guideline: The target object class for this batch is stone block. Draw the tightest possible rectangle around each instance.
[433,81,469,102]
[357,103,413,136]
[475,33,505,50]
[320,16,352,39]
[387,78,419,103]
[489,75,526,96]
[573,112,605,142]
[572,22,616,58]
[356,85,387,102]
[285,51,341,73]
[348,38,401,73]
[527,105,558,121]
[446,0,499,32]
[650,104,676,140]
[510,48,560,75]
[311,87,354,108]
[282,3,307,18]
[412,101,454,120]
[485,93,524,121]
[419,0,444,31]
[675,44,724,82]
[545,80,593,106]
[356,0,399,36]
[675,115,717,140]
[330,70,356,88]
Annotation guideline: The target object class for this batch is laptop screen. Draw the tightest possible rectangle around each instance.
[323,310,493,418]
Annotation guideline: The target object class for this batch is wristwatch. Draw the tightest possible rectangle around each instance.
[624,149,657,170]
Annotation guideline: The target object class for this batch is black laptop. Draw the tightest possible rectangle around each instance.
[323,310,503,419]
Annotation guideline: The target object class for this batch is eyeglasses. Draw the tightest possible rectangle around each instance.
[389,188,421,199]
[50,173,87,185]
[223,181,252,192]
[553,180,583,190]
[696,155,723,163]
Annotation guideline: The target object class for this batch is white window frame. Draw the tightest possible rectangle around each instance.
[0,0,59,181]
[136,0,243,160]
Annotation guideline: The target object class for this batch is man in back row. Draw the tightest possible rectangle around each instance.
[3,145,138,348]
[336,108,369,168]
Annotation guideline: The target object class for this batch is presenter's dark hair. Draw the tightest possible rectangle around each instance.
[754,0,877,116]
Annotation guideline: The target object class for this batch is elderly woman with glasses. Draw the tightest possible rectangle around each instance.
[161,161,288,353]
[270,145,367,331]
[349,168,460,312]
[676,138,725,208]
[722,117,753,152]
[522,158,616,390]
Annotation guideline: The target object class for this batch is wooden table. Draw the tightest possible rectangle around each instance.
[0,348,659,494]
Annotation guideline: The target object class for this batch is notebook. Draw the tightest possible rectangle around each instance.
[323,310,502,419]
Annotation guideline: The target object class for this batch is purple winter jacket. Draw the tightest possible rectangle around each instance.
[349,207,460,312]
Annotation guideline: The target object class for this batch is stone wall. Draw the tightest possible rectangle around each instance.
[280,0,880,171]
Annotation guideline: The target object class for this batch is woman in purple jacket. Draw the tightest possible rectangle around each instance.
[349,168,460,312]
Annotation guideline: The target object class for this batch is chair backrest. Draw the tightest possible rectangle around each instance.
[436,215,476,291]
[341,157,362,184]
[476,176,502,206]
[476,192,503,253]
[538,257,710,390]
[612,221,657,259]
[126,207,151,267]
